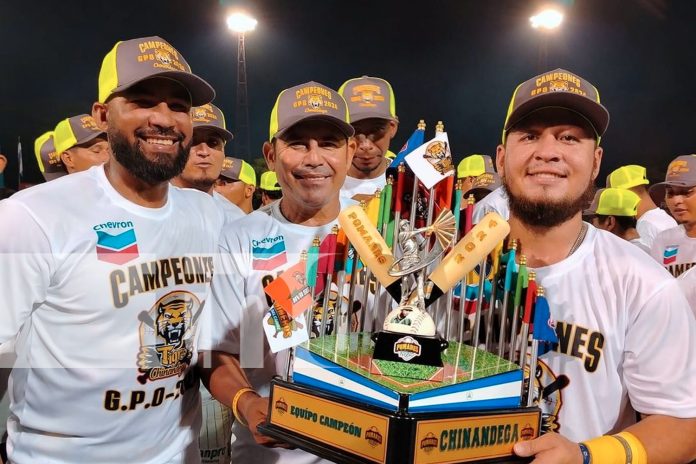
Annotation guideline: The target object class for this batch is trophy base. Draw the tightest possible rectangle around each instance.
[259,379,539,464]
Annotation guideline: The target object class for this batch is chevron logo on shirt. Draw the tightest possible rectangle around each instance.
[252,235,287,270]
[95,228,139,265]
[663,245,679,265]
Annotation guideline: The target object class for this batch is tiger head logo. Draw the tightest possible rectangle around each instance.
[424,141,453,175]
[193,107,209,120]
[668,160,689,177]
[359,89,375,103]
[155,49,173,66]
[308,94,323,109]
[549,80,570,92]
[156,298,192,347]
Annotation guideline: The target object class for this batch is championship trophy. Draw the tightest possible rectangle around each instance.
[259,122,544,463]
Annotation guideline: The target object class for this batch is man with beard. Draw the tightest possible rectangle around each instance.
[496,69,696,464]
[198,81,356,463]
[0,36,221,464]
[648,155,696,278]
[338,76,398,201]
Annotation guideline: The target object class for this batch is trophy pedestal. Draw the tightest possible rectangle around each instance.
[259,333,540,463]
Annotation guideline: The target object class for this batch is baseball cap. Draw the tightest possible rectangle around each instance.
[584,188,640,217]
[338,76,397,123]
[192,103,234,142]
[268,81,354,141]
[467,171,502,195]
[649,154,696,203]
[606,165,649,189]
[220,157,256,186]
[34,131,67,181]
[260,171,281,191]
[457,154,495,178]
[98,36,215,106]
[53,115,107,154]
[503,68,609,143]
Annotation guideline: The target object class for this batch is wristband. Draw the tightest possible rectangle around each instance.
[583,435,626,464]
[578,442,591,464]
[231,387,256,427]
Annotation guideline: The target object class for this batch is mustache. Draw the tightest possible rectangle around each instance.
[135,127,185,142]
[292,168,333,178]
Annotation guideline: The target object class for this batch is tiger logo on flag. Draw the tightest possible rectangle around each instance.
[663,245,679,265]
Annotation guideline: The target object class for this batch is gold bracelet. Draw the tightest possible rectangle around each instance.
[614,432,648,464]
[231,387,256,428]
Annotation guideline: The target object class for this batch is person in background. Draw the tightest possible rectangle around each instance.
[583,187,650,253]
[53,114,110,173]
[258,171,282,206]
[214,157,256,214]
[34,132,68,181]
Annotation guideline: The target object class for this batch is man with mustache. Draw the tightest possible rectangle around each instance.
[198,81,356,463]
[338,76,398,202]
[648,154,696,278]
[0,36,221,463]
[497,69,696,463]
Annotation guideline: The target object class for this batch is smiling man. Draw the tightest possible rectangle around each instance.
[496,69,696,464]
[0,36,221,463]
[648,154,696,278]
[338,76,398,201]
[198,81,355,463]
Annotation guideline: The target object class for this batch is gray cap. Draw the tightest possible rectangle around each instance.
[649,154,696,203]
[34,131,67,181]
[98,36,215,106]
[338,75,397,123]
[268,81,354,141]
[192,103,234,142]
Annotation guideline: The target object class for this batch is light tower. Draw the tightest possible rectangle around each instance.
[227,12,257,162]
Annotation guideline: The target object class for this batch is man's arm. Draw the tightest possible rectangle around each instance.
[0,199,52,345]
[197,351,278,447]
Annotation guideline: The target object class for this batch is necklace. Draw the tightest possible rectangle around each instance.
[567,222,588,257]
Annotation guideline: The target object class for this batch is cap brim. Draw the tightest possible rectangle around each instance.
[649,180,696,205]
[349,112,399,124]
[273,115,355,140]
[75,130,107,147]
[112,71,216,107]
[505,93,610,137]
[193,124,234,142]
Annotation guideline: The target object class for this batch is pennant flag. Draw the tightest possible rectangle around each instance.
[452,181,464,234]
[382,178,394,246]
[404,132,455,189]
[17,137,23,179]
[334,228,349,273]
[264,261,313,317]
[513,259,529,312]
[503,246,518,293]
[389,124,425,168]
[523,278,538,324]
[306,238,320,289]
[532,294,558,355]
[262,304,309,353]
[365,191,381,226]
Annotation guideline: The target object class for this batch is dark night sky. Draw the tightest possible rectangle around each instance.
[1,0,695,189]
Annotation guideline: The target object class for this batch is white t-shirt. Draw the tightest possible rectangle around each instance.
[340,174,386,201]
[0,165,222,464]
[677,267,696,318]
[650,225,696,277]
[199,199,356,464]
[472,186,509,224]
[637,207,677,249]
[530,225,696,442]
[628,237,651,254]
[213,191,246,224]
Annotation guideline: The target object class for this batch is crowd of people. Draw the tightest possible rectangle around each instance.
[0,35,695,464]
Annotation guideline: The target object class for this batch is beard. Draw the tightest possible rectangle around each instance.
[109,128,190,185]
[178,171,216,193]
[504,178,596,229]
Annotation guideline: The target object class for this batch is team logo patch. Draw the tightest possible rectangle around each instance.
[420,432,438,454]
[274,397,288,415]
[252,235,287,270]
[136,291,200,384]
[393,335,422,362]
[94,221,139,265]
[663,245,679,265]
[365,427,384,448]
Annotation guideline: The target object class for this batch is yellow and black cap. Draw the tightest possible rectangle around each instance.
[98,36,215,106]
[503,68,609,143]
[192,103,234,142]
[34,131,67,181]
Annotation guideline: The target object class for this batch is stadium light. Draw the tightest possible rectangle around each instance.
[530,8,564,30]
[226,12,257,33]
